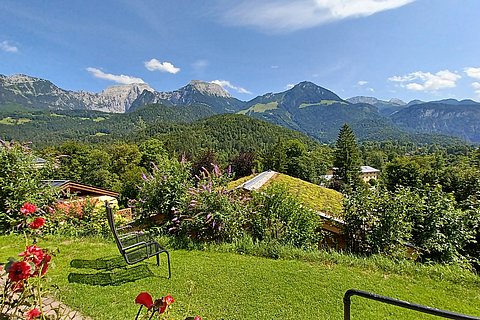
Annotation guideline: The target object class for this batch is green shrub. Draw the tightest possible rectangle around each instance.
[0,140,56,232]
[410,185,472,263]
[136,157,192,220]
[344,187,413,256]
[249,183,321,249]
[47,197,112,237]
[345,185,475,263]
[168,166,249,242]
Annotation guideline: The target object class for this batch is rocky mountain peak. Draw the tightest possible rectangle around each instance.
[6,74,42,83]
[286,81,343,102]
[101,83,153,96]
[186,80,232,98]
[389,98,406,106]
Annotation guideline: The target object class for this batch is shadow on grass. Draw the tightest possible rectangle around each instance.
[70,256,127,270]
[68,264,154,286]
[68,256,155,286]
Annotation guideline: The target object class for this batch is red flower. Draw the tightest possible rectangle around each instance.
[29,217,46,229]
[20,203,37,215]
[40,254,52,276]
[194,316,202,320]
[25,308,41,320]
[19,245,45,266]
[164,295,174,306]
[8,261,32,282]
[135,292,154,310]
[158,301,168,314]
[12,281,24,292]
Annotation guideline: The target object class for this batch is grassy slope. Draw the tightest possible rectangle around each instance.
[2,236,479,320]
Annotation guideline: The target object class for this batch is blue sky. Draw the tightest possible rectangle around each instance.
[1,0,480,103]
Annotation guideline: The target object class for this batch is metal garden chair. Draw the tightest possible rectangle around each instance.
[105,202,171,278]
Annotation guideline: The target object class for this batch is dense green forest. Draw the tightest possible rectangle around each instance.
[0,102,469,148]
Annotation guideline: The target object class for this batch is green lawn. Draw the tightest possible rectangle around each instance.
[1,236,479,320]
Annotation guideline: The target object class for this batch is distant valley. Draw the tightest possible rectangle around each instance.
[1,73,479,144]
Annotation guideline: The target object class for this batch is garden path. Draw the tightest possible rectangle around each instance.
[1,275,91,320]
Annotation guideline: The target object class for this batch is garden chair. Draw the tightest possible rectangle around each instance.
[105,202,171,278]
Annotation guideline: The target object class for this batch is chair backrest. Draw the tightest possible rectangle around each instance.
[105,202,124,252]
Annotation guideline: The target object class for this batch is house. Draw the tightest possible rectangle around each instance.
[44,180,120,208]
[236,171,347,249]
[360,166,380,183]
[321,166,380,183]
[44,180,134,218]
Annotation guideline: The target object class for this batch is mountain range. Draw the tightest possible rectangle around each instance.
[1,73,479,143]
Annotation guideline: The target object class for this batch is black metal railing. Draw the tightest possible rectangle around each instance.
[344,289,480,320]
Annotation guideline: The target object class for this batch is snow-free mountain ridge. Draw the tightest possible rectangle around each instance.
[2,73,480,142]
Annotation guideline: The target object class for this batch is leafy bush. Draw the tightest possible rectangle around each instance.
[248,183,321,249]
[47,197,112,237]
[168,166,249,242]
[410,185,472,263]
[345,185,475,263]
[0,140,56,233]
[344,187,414,256]
[136,157,192,221]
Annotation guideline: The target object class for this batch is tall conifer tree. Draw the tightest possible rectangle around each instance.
[333,123,361,191]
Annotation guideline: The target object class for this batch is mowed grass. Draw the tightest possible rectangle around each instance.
[1,236,479,320]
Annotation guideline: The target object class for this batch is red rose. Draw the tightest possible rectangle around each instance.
[135,292,154,310]
[164,295,174,306]
[20,203,37,215]
[194,316,202,320]
[158,301,168,314]
[12,281,24,292]
[40,254,52,276]
[29,217,46,229]
[19,245,45,266]
[25,308,41,320]
[8,261,32,282]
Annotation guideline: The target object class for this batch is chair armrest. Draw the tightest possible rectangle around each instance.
[122,241,149,251]
[117,222,135,231]
[118,231,145,240]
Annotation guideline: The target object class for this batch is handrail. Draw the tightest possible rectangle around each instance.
[344,289,480,320]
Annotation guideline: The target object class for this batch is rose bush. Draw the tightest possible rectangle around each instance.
[1,202,53,319]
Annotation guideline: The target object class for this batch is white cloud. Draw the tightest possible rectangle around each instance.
[357,80,368,86]
[388,70,461,91]
[211,80,252,94]
[145,59,180,74]
[0,41,18,53]
[472,82,480,99]
[86,67,145,84]
[464,67,480,80]
[222,0,415,33]
[271,65,279,69]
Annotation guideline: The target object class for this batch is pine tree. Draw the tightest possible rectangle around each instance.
[333,123,361,191]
